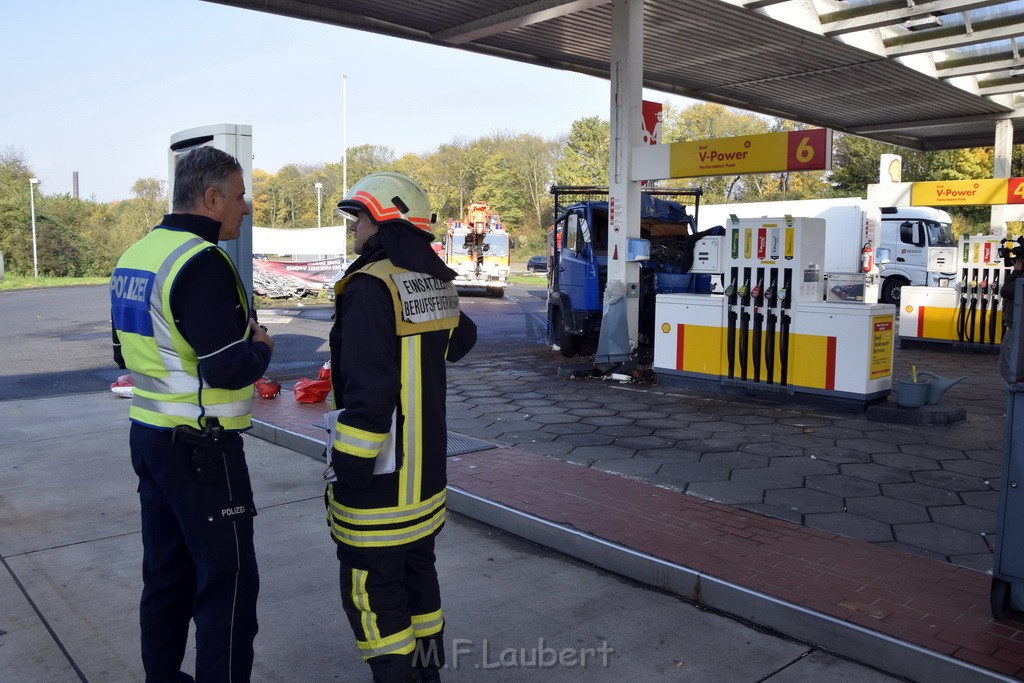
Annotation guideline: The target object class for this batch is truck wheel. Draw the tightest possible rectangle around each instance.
[880,277,908,306]
[486,286,504,298]
[553,308,582,358]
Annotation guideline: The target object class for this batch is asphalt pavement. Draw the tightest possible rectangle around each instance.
[2,283,1019,681]
[0,392,898,682]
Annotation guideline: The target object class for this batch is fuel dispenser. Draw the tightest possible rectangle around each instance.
[653,216,895,409]
[900,234,1020,349]
[168,124,254,303]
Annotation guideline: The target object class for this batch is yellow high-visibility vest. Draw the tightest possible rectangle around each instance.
[110,228,254,431]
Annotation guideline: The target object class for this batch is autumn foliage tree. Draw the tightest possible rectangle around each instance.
[3,104,1022,276]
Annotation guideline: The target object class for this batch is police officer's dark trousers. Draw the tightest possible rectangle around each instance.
[338,536,445,683]
[131,423,259,682]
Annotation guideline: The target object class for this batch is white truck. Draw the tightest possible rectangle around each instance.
[692,198,955,304]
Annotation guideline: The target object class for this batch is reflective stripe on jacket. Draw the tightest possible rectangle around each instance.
[110,227,254,430]
[328,260,461,548]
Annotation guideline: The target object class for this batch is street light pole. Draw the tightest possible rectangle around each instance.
[342,74,348,260]
[28,178,39,278]
[314,182,323,228]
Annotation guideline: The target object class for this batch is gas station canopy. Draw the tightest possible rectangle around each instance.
[204,0,1024,151]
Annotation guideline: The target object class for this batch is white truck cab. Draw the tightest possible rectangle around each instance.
[877,206,956,305]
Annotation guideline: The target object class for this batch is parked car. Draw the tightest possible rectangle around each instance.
[526,255,548,273]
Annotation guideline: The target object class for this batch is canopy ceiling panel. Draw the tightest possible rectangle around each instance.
[204,0,1024,151]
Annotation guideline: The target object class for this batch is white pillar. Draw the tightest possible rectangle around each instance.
[600,0,644,360]
[990,119,1013,238]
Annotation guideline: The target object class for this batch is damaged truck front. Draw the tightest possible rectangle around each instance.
[546,186,719,362]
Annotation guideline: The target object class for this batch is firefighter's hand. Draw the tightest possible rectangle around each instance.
[1014,256,1024,272]
[249,319,275,353]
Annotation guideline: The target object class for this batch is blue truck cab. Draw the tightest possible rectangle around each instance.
[547,187,714,360]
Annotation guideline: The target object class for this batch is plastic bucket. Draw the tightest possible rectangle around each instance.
[895,378,930,408]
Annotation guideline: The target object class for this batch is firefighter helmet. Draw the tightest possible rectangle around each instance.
[336,172,436,232]
[255,377,281,399]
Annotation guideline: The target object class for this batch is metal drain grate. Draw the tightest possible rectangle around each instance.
[447,432,497,457]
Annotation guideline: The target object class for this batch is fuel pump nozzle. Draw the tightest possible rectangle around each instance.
[979,276,990,345]
[956,272,970,342]
[764,283,777,384]
[726,269,739,379]
[967,275,979,343]
[751,279,764,382]
[738,274,751,380]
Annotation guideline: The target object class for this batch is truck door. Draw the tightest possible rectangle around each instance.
[890,219,928,285]
[558,210,590,313]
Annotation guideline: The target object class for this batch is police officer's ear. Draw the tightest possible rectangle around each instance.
[201,185,223,213]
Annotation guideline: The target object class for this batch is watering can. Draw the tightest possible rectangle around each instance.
[894,375,931,407]
[914,371,967,405]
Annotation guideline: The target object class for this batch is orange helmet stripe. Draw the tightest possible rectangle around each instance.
[351,190,432,232]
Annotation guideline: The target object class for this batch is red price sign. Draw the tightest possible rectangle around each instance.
[787,129,830,171]
[1008,178,1024,204]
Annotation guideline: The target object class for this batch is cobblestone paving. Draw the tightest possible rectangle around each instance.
[446,342,1008,572]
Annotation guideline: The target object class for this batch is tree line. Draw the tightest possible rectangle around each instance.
[2,102,1022,278]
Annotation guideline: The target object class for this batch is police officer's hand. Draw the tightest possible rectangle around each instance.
[249,319,275,353]
[1014,256,1024,272]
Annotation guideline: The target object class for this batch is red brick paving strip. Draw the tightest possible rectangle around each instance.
[447,447,1024,679]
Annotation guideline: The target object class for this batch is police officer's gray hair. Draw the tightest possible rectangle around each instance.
[172,147,243,211]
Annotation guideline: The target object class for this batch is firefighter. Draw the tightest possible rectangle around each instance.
[110,146,274,682]
[327,172,476,682]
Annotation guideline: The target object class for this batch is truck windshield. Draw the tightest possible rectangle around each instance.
[451,232,509,256]
[925,221,955,247]
[484,233,509,256]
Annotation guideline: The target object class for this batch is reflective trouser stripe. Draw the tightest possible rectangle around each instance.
[350,569,416,660]
[411,609,444,638]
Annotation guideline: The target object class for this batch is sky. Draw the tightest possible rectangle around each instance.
[2,0,698,203]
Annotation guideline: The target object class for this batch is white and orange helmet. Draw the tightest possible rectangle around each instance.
[336,172,436,232]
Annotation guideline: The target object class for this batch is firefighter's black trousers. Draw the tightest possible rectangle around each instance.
[337,536,445,682]
[130,423,259,682]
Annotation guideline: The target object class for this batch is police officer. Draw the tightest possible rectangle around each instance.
[327,173,476,682]
[110,146,274,682]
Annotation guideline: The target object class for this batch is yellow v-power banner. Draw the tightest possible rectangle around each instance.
[668,129,832,178]
[910,178,1024,206]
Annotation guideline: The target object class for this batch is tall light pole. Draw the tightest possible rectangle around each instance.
[28,178,39,278]
[342,74,348,259]
[314,182,323,228]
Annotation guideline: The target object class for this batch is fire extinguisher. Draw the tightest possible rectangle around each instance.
[861,242,874,273]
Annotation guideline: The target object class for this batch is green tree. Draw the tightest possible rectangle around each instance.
[0,149,36,274]
[659,102,770,202]
[417,140,477,225]
[828,134,928,195]
[553,117,610,186]
[342,144,397,184]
